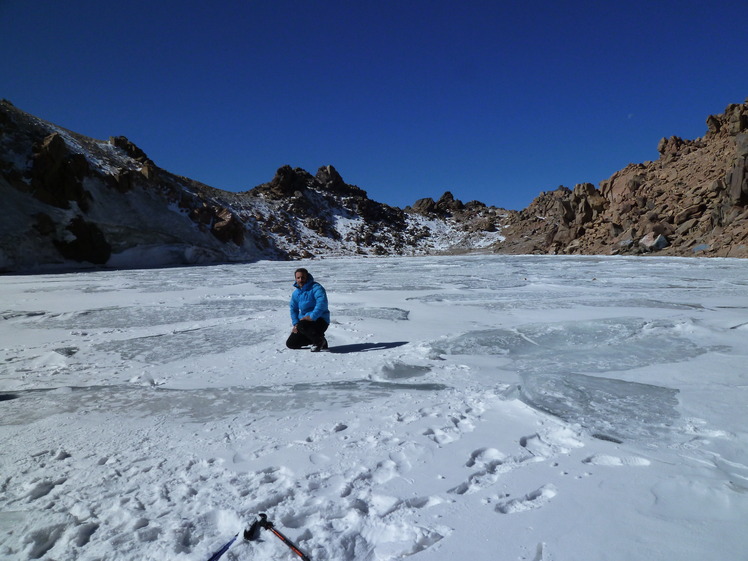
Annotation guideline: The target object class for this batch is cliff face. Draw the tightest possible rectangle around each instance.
[495,100,748,258]
[0,100,281,271]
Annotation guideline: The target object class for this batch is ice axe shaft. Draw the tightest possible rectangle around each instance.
[268,526,311,561]
[206,533,238,561]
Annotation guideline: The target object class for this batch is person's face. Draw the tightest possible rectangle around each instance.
[295,271,308,287]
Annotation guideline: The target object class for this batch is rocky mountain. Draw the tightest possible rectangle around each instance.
[496,99,748,257]
[1,98,747,273]
[0,100,507,272]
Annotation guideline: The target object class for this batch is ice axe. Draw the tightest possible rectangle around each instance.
[245,513,311,561]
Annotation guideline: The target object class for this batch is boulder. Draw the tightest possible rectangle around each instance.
[53,216,111,264]
[211,208,245,245]
[706,114,722,134]
[638,232,669,252]
[675,203,707,224]
[726,104,748,135]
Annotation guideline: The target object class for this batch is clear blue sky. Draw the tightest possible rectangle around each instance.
[2,0,747,210]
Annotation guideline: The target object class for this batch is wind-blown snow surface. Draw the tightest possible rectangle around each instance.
[2,255,747,561]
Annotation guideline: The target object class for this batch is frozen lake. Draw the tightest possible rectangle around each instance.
[2,255,747,561]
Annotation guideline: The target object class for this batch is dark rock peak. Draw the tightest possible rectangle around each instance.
[249,165,314,199]
[315,165,368,199]
[249,164,370,203]
[437,191,462,208]
[315,164,344,188]
[109,136,152,165]
[406,197,437,215]
[407,191,466,217]
[464,200,487,210]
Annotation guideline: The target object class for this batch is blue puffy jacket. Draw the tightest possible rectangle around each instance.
[289,273,330,325]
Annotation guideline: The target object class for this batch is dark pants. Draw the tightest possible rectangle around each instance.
[286,318,329,349]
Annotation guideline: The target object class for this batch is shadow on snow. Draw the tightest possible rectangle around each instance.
[327,341,409,354]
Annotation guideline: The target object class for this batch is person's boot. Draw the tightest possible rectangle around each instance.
[311,337,328,352]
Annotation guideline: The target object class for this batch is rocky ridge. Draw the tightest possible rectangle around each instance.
[1,98,747,272]
[0,100,506,271]
[496,100,748,257]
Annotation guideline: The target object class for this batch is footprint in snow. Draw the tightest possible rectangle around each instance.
[422,427,459,445]
[448,447,537,495]
[520,426,584,458]
[422,409,477,446]
[582,454,651,466]
[520,433,565,458]
[494,484,558,514]
[26,478,67,500]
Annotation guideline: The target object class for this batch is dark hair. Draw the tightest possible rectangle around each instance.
[294,268,309,276]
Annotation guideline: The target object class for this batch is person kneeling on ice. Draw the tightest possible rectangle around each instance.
[286,268,330,352]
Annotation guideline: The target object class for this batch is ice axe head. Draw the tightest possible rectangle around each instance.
[244,513,269,541]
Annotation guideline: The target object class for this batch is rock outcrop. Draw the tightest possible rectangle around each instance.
[0,100,274,271]
[494,99,748,258]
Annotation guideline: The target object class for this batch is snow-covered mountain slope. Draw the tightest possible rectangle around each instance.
[1,100,507,273]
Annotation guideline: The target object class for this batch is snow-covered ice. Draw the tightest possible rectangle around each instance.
[1,255,747,561]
